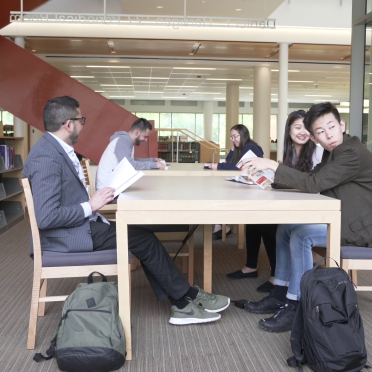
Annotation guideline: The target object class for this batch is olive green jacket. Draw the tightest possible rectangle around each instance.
[274,134,372,247]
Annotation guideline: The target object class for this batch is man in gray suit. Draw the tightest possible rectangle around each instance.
[240,102,372,333]
[23,96,230,325]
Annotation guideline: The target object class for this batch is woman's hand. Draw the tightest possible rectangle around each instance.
[241,158,279,176]
[210,163,218,170]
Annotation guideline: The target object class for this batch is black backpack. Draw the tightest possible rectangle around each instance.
[287,258,368,372]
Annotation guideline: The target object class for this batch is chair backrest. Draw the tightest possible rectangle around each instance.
[81,159,95,197]
[22,178,43,269]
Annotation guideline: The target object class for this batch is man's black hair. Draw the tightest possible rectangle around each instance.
[43,96,80,132]
[130,118,152,132]
[304,102,341,135]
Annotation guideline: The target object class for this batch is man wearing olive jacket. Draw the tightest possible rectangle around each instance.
[240,102,372,333]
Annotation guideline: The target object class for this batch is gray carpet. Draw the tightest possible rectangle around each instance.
[0,220,371,372]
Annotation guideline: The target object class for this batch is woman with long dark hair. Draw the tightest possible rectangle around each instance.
[227,110,323,293]
[210,124,263,170]
[282,110,323,171]
[210,124,264,240]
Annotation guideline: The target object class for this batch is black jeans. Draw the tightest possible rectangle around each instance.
[245,224,277,277]
[90,220,190,301]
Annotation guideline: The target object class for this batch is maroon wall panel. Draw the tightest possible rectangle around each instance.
[0,36,158,164]
[0,0,49,30]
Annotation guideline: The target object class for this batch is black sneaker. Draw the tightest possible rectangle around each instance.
[244,291,285,314]
[258,302,297,333]
[256,281,275,293]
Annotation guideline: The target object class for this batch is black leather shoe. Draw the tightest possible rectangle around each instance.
[244,291,285,314]
[212,229,232,241]
[256,281,275,293]
[227,270,258,280]
[258,303,297,332]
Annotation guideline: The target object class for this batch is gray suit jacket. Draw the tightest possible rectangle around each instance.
[275,133,372,247]
[23,133,93,253]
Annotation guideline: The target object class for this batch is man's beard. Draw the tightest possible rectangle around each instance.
[70,125,79,144]
[134,137,142,146]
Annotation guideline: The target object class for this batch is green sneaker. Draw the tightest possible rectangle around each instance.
[169,300,221,325]
[194,286,230,313]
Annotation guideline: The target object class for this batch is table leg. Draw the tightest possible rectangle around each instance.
[203,224,213,292]
[222,224,226,241]
[116,214,132,360]
[326,212,341,268]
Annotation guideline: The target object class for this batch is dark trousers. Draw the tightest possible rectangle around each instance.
[245,224,278,277]
[90,221,190,301]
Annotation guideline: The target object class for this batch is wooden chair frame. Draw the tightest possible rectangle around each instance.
[22,178,125,350]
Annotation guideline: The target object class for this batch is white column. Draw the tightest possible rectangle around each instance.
[14,37,26,138]
[203,101,213,140]
[253,66,271,158]
[277,43,288,161]
[225,84,239,151]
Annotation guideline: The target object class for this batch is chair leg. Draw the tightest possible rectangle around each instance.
[237,224,244,250]
[27,271,42,349]
[129,264,131,307]
[187,231,194,286]
[351,270,358,286]
[38,279,47,317]
[222,224,227,241]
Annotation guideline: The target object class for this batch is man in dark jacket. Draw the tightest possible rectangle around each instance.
[240,102,372,333]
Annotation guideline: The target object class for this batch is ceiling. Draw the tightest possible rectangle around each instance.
[23,37,352,104]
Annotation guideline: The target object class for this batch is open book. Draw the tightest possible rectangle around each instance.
[236,150,275,189]
[225,175,254,185]
[102,157,144,197]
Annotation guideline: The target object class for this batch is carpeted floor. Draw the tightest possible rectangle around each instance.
[0,220,371,372]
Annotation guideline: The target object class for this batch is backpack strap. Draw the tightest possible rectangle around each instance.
[88,271,108,284]
[312,257,339,270]
[287,301,306,371]
[33,334,57,362]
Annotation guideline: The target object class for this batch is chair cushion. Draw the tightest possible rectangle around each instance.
[42,250,132,267]
[141,224,189,233]
[341,246,372,260]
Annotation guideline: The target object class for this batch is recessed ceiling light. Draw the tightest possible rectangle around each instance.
[239,87,253,89]
[101,84,133,86]
[132,77,168,79]
[190,92,222,95]
[156,5,163,8]
[271,70,300,72]
[94,90,105,93]
[86,65,130,68]
[71,76,95,78]
[206,78,242,81]
[235,8,242,11]
[173,67,216,70]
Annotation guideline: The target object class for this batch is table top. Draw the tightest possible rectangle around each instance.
[142,162,241,176]
[118,176,340,211]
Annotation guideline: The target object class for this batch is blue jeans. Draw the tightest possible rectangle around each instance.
[273,224,327,300]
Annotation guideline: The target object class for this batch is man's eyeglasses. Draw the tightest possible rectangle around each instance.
[64,117,86,125]
[230,134,240,140]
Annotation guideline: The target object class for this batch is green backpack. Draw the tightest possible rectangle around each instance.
[34,272,126,372]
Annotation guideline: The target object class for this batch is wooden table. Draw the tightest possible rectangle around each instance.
[144,162,245,247]
[116,176,341,360]
[143,162,241,177]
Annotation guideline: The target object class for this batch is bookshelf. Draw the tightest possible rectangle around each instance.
[0,136,25,235]
[158,140,201,163]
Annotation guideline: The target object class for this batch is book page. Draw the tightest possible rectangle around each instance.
[225,175,254,185]
[103,157,144,197]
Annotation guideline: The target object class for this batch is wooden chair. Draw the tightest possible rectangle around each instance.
[313,246,372,291]
[22,178,130,349]
[82,159,195,284]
